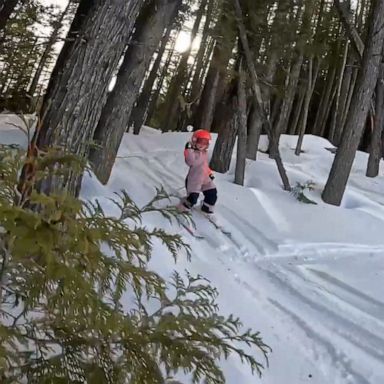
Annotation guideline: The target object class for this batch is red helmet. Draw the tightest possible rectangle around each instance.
[192,129,211,143]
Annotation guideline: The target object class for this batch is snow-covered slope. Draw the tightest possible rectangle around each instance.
[2,122,384,383]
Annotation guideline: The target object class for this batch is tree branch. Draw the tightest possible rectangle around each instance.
[233,0,291,191]
[334,0,364,58]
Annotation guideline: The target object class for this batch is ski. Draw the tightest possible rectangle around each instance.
[167,192,231,239]
[175,211,205,240]
[197,211,232,237]
[180,222,205,239]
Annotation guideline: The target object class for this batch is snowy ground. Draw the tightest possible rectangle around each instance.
[2,117,384,384]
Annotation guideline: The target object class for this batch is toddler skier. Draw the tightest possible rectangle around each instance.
[178,129,217,215]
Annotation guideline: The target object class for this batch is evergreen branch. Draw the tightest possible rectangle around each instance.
[0,147,270,382]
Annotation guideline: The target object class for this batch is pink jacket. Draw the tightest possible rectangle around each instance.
[184,144,215,193]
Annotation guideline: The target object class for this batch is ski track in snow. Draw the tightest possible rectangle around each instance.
[263,266,384,361]
[113,143,384,384]
[269,299,372,384]
[2,124,384,384]
[304,268,384,320]
[219,252,384,384]
[249,187,291,233]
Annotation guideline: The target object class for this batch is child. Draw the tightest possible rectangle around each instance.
[179,129,217,215]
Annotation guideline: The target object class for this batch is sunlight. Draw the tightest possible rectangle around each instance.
[39,0,68,9]
[175,31,191,53]
[175,31,201,54]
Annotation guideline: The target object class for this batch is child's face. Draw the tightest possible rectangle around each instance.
[196,138,209,150]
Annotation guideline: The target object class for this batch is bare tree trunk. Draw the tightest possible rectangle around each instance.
[319,81,337,138]
[366,63,384,177]
[271,98,282,129]
[331,53,353,143]
[8,35,39,97]
[261,0,296,141]
[196,48,225,131]
[263,49,278,115]
[295,57,314,155]
[329,41,349,142]
[275,53,303,135]
[234,0,291,191]
[179,15,216,132]
[0,0,20,32]
[210,81,238,173]
[336,63,359,143]
[246,99,263,160]
[334,0,376,144]
[90,0,180,184]
[334,0,364,57]
[0,63,10,93]
[198,68,221,131]
[129,24,174,135]
[313,64,336,136]
[267,0,313,156]
[28,1,73,101]
[162,0,208,131]
[235,61,247,185]
[289,86,305,135]
[322,0,384,206]
[145,30,178,125]
[31,0,142,195]
[41,0,96,114]
[262,0,292,123]
[188,0,215,101]
[356,0,368,31]
[195,3,236,131]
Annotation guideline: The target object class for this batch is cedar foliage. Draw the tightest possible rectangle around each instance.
[0,142,270,383]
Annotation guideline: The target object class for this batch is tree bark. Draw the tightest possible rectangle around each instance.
[195,46,226,131]
[366,63,384,177]
[289,86,305,135]
[274,53,303,136]
[40,0,96,116]
[329,41,349,142]
[334,0,376,143]
[195,3,236,131]
[32,0,142,195]
[13,36,39,95]
[322,0,384,206]
[145,27,179,125]
[162,0,208,132]
[188,0,215,101]
[234,0,291,191]
[295,58,313,155]
[246,99,263,160]
[335,61,359,144]
[235,61,247,185]
[89,0,181,184]
[129,23,174,135]
[334,0,364,57]
[262,0,291,120]
[197,64,220,130]
[28,1,73,101]
[0,0,20,32]
[319,80,337,138]
[313,64,336,136]
[356,0,367,32]
[209,81,238,173]
[267,0,312,155]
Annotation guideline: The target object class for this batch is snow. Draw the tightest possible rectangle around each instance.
[2,121,384,383]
